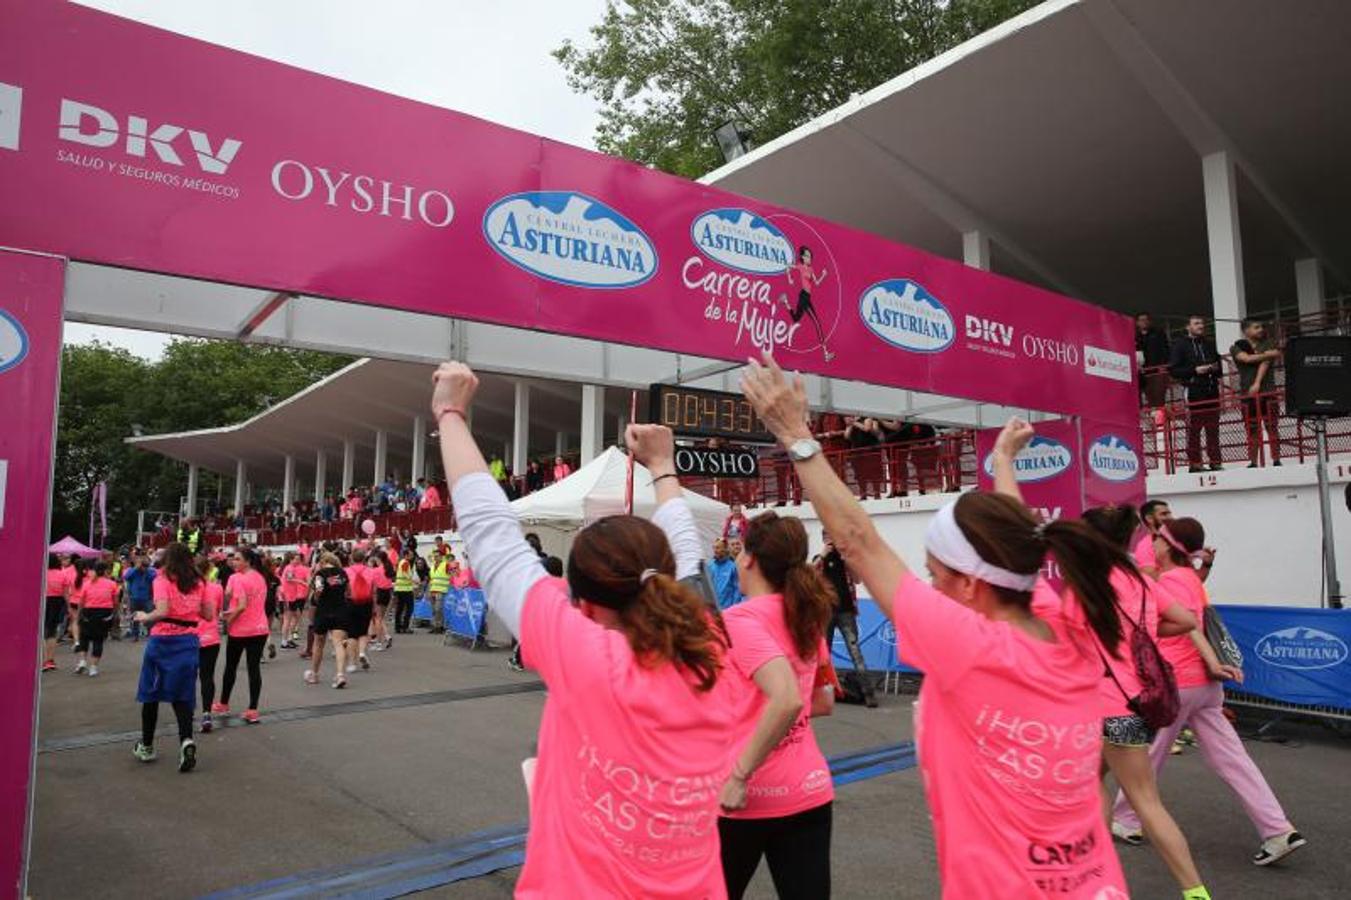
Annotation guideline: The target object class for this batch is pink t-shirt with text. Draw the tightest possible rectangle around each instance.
[198,582,224,648]
[1132,532,1157,570]
[722,594,833,819]
[517,576,741,900]
[346,565,373,603]
[1155,568,1210,688]
[81,577,118,610]
[225,568,270,638]
[895,573,1126,899]
[150,575,206,637]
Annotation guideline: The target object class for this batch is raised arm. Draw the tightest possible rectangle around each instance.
[740,353,908,616]
[432,362,545,636]
[990,418,1034,504]
[626,423,702,581]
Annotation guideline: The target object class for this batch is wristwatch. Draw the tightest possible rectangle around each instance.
[787,438,822,462]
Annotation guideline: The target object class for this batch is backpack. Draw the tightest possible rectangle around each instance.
[1098,587,1180,730]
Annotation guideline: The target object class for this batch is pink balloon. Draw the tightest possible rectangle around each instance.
[361,518,376,535]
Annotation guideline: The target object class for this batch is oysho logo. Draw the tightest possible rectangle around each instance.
[1084,344,1133,383]
[0,82,21,151]
[983,436,1073,483]
[1086,435,1140,483]
[1022,334,1080,366]
[690,208,792,275]
[0,309,30,375]
[484,191,657,289]
[271,160,454,228]
[1256,627,1348,671]
[58,99,242,174]
[859,279,955,353]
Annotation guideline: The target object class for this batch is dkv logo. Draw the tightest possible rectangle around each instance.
[689,208,793,275]
[1086,435,1140,483]
[983,436,1073,483]
[59,99,241,174]
[1256,627,1348,671]
[859,279,955,353]
[0,309,30,375]
[483,191,657,289]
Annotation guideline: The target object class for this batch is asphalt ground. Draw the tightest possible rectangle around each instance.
[28,628,1349,898]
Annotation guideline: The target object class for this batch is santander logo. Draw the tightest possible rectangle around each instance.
[859,279,955,353]
[690,208,792,275]
[483,191,657,289]
[983,436,1073,483]
[0,309,29,375]
[1086,435,1140,483]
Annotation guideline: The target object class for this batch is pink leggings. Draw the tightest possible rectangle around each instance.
[1113,681,1291,840]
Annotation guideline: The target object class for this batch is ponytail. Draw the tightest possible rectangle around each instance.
[1041,519,1126,656]
[618,573,727,692]
[745,511,833,661]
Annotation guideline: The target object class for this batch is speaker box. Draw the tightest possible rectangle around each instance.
[1284,335,1351,417]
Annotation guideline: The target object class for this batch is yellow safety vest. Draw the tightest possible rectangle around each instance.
[394,560,415,593]
[428,561,450,594]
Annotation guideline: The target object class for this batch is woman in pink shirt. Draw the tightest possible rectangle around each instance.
[197,558,225,733]
[432,361,743,899]
[368,550,395,650]
[719,511,837,899]
[217,547,269,724]
[66,558,88,649]
[743,355,1130,899]
[551,456,572,483]
[41,554,71,672]
[1113,518,1306,868]
[74,561,119,676]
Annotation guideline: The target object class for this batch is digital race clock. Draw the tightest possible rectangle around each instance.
[648,384,775,443]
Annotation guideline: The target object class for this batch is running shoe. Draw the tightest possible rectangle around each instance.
[200,713,213,733]
[345,663,358,674]
[507,658,524,673]
[211,702,229,716]
[1110,821,1143,846]
[359,654,370,670]
[303,669,318,685]
[298,651,312,659]
[133,742,157,763]
[88,666,99,677]
[289,630,300,642]
[74,659,87,674]
[267,642,277,660]
[178,739,197,773]
[243,709,260,725]
[332,675,347,689]
[1253,830,1306,866]
[41,660,56,672]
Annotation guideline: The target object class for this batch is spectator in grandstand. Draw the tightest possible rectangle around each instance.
[1136,312,1171,407]
[525,459,545,494]
[1230,318,1283,467]
[419,481,443,509]
[707,538,742,609]
[489,453,507,485]
[552,455,573,483]
[820,532,877,707]
[1168,314,1224,472]
[844,415,885,498]
[176,517,204,555]
[722,503,749,541]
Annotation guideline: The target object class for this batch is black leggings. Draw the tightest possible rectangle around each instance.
[791,291,828,347]
[43,597,65,640]
[142,701,193,745]
[199,643,221,710]
[220,634,266,709]
[719,801,832,899]
[393,591,414,632]
[76,609,115,658]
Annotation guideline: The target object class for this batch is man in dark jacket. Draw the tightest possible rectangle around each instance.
[820,533,877,707]
[1168,314,1224,472]
[1135,313,1171,407]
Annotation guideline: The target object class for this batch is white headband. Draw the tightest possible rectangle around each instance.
[924,501,1039,592]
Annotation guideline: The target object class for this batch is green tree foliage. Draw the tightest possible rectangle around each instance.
[50,339,350,545]
[556,0,1042,177]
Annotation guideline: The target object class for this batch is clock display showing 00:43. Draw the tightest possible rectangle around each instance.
[647,384,775,443]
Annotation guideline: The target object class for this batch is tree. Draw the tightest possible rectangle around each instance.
[51,339,350,546]
[556,0,1042,178]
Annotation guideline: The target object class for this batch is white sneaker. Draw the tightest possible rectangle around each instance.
[1253,830,1306,866]
[345,663,357,673]
[303,669,318,685]
[88,666,99,677]
[1110,821,1143,846]
[74,660,88,674]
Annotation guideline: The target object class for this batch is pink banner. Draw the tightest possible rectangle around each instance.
[0,250,63,899]
[976,419,1085,524]
[0,1,1136,427]
[1080,419,1147,509]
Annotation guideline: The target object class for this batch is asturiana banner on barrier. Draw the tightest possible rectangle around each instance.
[1215,605,1351,710]
[0,1,1136,426]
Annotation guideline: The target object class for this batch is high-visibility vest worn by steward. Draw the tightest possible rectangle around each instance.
[176,527,201,553]
[394,560,415,593]
[428,560,450,594]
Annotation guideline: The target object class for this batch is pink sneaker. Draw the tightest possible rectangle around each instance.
[211,702,229,716]
[242,709,260,725]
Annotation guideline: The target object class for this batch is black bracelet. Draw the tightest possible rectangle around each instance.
[651,473,678,485]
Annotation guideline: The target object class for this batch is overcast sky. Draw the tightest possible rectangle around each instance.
[65,0,605,359]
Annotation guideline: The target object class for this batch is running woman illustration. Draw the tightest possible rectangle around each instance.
[783,245,835,362]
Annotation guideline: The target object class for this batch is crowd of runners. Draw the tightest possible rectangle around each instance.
[37,352,1309,898]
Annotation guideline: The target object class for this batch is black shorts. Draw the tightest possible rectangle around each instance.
[312,610,348,635]
[375,588,392,607]
[43,597,65,639]
[265,597,278,619]
[346,604,372,637]
[287,599,307,612]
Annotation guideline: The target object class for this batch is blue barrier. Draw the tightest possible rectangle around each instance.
[1214,605,1351,711]
[446,587,487,641]
[830,598,918,673]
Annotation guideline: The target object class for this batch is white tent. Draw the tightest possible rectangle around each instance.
[511,447,729,553]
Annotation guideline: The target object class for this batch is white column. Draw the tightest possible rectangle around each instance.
[373,429,388,485]
[580,384,605,465]
[282,455,295,510]
[1295,258,1325,319]
[1202,151,1246,350]
[341,439,355,492]
[512,380,530,474]
[962,230,990,271]
[555,432,568,457]
[185,464,199,516]
[411,415,426,481]
[314,450,327,501]
[617,410,629,447]
[233,459,247,515]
